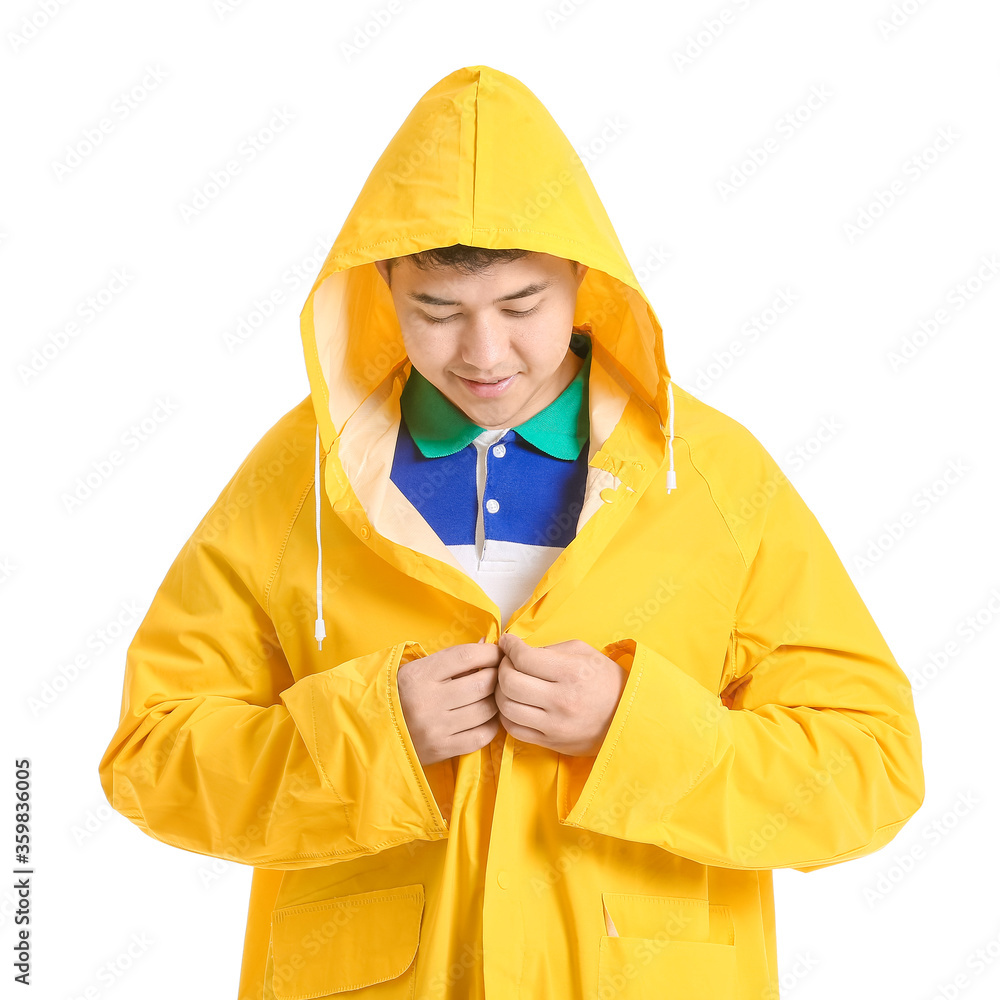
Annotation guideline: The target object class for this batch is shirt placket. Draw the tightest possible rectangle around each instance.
[473,427,513,566]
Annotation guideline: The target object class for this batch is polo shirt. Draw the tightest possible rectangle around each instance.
[390,331,592,626]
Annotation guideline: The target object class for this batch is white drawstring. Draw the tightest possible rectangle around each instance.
[665,380,677,493]
[314,425,326,650]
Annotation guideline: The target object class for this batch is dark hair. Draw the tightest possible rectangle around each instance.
[382,243,578,284]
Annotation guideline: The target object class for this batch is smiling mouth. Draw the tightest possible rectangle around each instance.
[456,372,519,394]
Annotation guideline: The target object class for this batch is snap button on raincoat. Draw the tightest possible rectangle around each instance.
[98,65,925,1000]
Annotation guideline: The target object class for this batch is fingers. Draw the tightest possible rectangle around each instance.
[430,639,501,683]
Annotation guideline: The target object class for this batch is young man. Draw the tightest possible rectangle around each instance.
[99,65,924,1000]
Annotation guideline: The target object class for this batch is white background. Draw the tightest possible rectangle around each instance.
[3,1,999,997]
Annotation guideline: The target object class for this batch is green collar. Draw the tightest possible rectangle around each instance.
[400,331,591,460]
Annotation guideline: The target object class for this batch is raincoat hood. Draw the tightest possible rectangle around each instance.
[301,64,677,649]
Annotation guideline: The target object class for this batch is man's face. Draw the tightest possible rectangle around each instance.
[375,252,589,430]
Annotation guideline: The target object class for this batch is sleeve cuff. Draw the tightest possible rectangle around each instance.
[555,638,720,839]
[280,640,450,846]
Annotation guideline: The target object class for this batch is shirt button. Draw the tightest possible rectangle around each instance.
[360,524,371,538]
[599,488,617,504]
[492,444,506,458]
[486,499,500,513]
[497,870,510,889]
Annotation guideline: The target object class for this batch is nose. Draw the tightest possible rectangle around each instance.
[460,318,509,377]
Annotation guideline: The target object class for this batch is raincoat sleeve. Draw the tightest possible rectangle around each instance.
[556,458,925,872]
[98,479,450,870]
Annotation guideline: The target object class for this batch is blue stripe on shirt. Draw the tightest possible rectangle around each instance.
[390,422,590,548]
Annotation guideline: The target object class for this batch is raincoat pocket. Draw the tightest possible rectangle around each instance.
[269,883,424,999]
[598,892,737,999]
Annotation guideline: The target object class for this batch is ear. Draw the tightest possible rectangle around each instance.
[374,259,391,286]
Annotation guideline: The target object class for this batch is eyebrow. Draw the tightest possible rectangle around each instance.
[406,279,554,307]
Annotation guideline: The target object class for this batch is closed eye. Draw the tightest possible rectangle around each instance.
[424,305,539,324]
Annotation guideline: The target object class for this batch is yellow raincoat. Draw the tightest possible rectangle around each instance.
[98,65,925,1000]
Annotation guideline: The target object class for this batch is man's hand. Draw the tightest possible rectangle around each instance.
[396,641,503,767]
[494,633,628,757]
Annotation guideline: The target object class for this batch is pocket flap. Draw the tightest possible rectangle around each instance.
[601,892,710,942]
[270,883,424,998]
